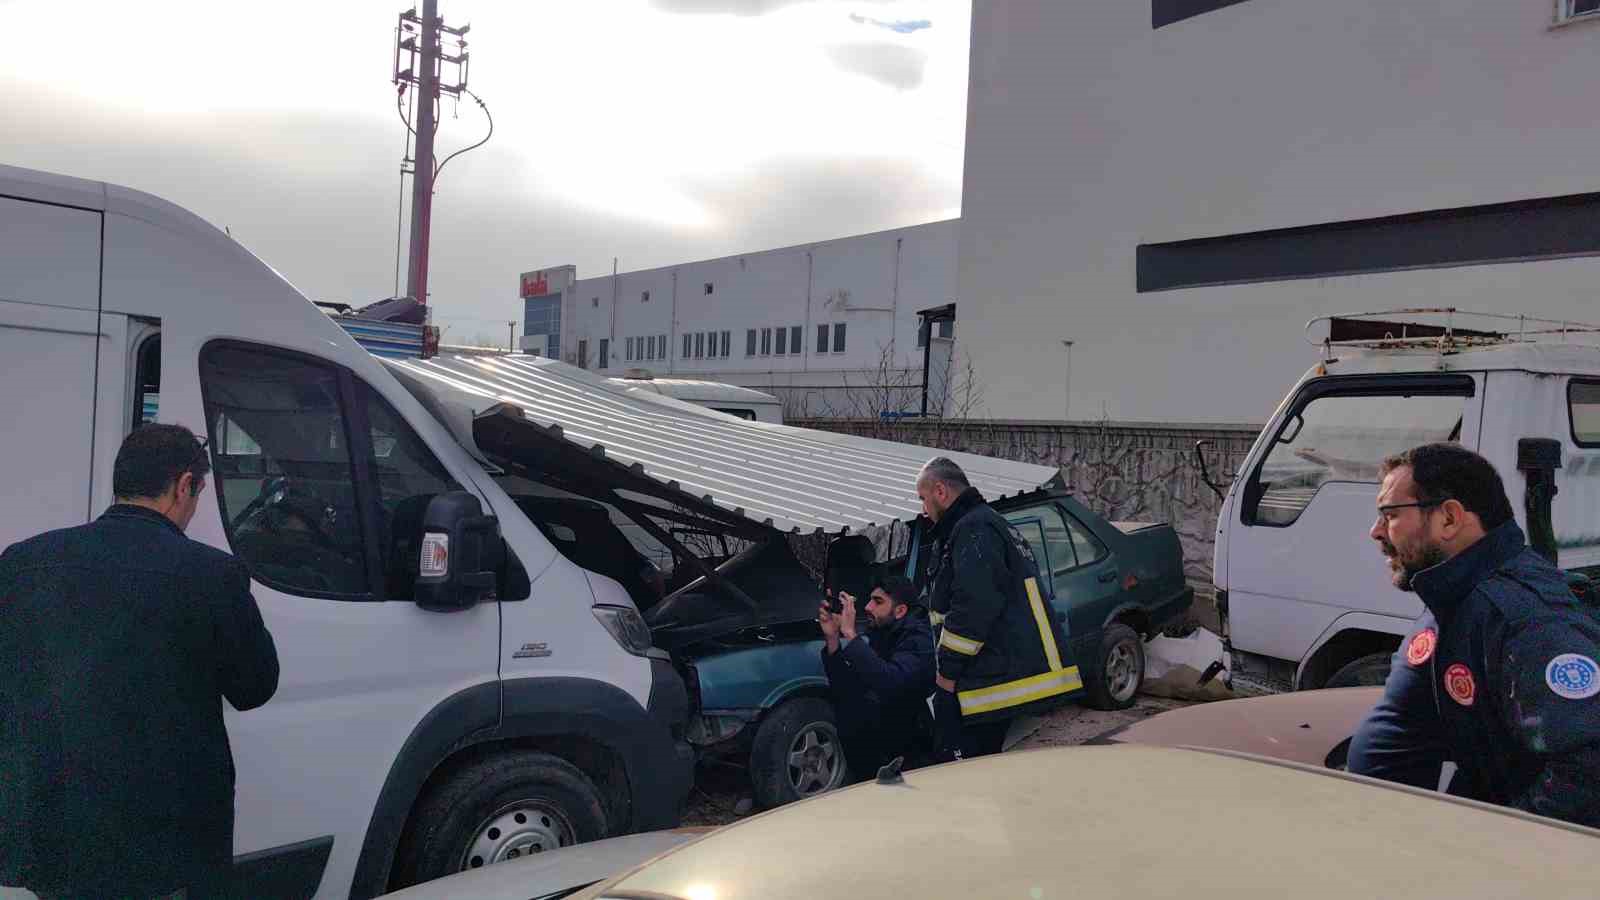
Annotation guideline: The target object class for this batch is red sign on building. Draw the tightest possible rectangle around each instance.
[520,272,550,298]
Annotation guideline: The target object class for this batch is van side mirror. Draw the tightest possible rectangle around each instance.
[415,491,503,612]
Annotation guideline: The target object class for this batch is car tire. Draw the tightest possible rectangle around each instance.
[1084,623,1145,711]
[391,751,609,890]
[749,697,849,810]
[1324,652,1394,689]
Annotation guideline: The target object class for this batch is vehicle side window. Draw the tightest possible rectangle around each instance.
[1246,381,1471,527]
[200,344,371,597]
[1062,513,1107,566]
[1005,504,1079,578]
[1570,380,1600,446]
[361,383,464,601]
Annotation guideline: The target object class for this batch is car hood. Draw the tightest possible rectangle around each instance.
[575,745,1600,900]
[1096,686,1381,767]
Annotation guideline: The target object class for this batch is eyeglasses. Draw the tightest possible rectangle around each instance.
[1375,498,1447,523]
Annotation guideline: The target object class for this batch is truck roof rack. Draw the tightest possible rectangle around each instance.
[1304,308,1600,357]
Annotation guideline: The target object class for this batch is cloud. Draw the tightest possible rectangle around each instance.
[825,41,930,90]
[849,13,932,33]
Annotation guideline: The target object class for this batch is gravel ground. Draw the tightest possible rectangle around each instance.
[681,693,1194,827]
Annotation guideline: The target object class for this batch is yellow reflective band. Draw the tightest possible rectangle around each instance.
[957,666,1083,716]
[929,610,945,626]
[939,628,983,656]
[1026,577,1063,672]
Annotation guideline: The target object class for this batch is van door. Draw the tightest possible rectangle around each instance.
[0,196,104,546]
[192,342,501,898]
[1225,374,1480,676]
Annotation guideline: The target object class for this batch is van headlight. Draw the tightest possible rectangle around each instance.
[592,604,653,656]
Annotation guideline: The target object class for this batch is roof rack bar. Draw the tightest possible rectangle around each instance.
[1304,308,1600,350]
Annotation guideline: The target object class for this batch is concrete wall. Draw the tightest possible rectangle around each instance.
[958,0,1600,424]
[553,219,959,416]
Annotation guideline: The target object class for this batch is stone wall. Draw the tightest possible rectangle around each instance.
[793,417,1263,584]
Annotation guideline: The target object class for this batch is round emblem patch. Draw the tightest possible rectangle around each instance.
[1444,663,1476,706]
[1406,628,1437,667]
[1545,654,1600,700]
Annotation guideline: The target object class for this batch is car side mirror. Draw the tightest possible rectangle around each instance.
[415,491,503,612]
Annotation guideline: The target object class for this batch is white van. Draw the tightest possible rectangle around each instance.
[0,165,696,898]
[609,372,783,424]
[1208,311,1600,693]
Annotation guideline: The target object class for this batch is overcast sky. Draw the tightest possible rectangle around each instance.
[1,0,969,343]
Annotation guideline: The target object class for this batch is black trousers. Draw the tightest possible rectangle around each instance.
[932,688,1009,762]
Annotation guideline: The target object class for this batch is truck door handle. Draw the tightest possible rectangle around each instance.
[1098,569,1118,584]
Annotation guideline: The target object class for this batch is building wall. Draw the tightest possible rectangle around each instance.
[959,0,1600,424]
[551,219,959,416]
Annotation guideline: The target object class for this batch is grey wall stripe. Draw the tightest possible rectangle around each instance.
[1153,0,1252,29]
[1136,191,1600,293]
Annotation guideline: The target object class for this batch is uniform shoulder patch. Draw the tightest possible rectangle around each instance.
[1406,628,1436,667]
[1545,654,1600,700]
[1444,663,1476,706]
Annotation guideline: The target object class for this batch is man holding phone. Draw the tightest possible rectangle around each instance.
[819,577,936,780]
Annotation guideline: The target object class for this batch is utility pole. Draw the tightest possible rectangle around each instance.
[1061,339,1075,421]
[394,3,472,310]
[507,320,517,352]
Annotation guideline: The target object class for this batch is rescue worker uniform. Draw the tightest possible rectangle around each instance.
[925,488,1078,760]
[821,608,936,778]
[1348,521,1600,827]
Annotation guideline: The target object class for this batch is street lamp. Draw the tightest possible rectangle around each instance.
[1061,339,1075,422]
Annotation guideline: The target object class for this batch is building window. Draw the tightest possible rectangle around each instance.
[760,328,772,356]
[746,329,757,357]
[775,326,788,355]
[625,337,634,362]
[789,326,801,355]
[578,339,589,369]
[644,336,653,361]
[684,334,693,358]
[833,322,847,353]
[705,282,714,295]
[642,290,651,303]
[695,333,705,359]
[1559,0,1600,23]
[817,324,829,354]
[720,330,731,358]
[659,334,667,359]
[598,338,609,369]
[591,297,599,308]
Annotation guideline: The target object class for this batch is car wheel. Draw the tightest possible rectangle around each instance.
[749,697,849,810]
[1324,652,1394,689]
[1084,623,1145,711]
[391,751,608,890]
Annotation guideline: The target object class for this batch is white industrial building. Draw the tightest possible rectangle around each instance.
[522,219,960,417]
[956,0,1600,424]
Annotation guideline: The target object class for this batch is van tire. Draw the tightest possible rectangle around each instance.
[1083,623,1144,711]
[750,697,849,810]
[1325,653,1394,689]
[391,751,608,889]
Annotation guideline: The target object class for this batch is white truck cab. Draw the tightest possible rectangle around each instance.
[1211,311,1600,693]
[0,165,694,898]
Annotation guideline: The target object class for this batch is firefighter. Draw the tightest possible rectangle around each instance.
[916,457,1077,761]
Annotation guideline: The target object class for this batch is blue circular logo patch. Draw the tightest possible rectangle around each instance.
[1546,654,1600,700]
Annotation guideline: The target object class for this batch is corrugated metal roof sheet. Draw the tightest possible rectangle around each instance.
[387,353,1061,534]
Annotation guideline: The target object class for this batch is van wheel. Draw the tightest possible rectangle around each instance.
[1325,653,1393,689]
[749,697,849,810]
[392,751,608,889]
[1084,623,1145,711]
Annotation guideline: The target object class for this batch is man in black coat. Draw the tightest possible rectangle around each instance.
[1,424,280,899]
[820,576,936,779]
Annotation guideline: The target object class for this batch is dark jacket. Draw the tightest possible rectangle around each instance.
[925,488,1078,724]
[1348,521,1600,827]
[0,505,280,897]
[822,610,935,756]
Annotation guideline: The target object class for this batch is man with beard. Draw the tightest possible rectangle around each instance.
[820,577,935,779]
[1346,443,1600,827]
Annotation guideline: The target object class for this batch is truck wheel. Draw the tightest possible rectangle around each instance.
[1084,623,1145,711]
[392,751,608,889]
[1324,653,1393,689]
[749,697,849,810]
